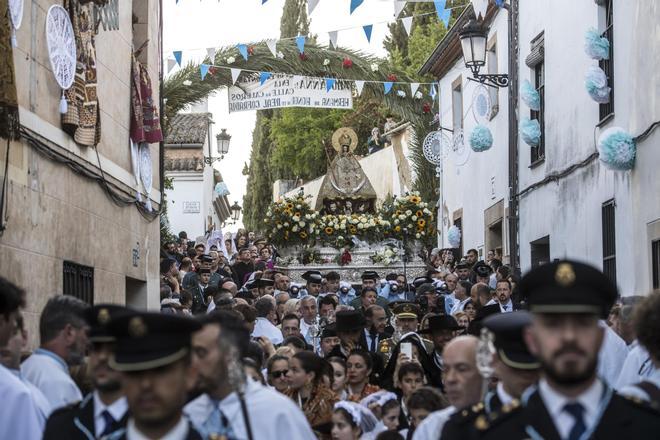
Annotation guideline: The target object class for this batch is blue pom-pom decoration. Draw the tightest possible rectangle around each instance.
[521,80,541,111]
[584,28,610,60]
[520,118,541,147]
[448,225,461,248]
[597,127,636,171]
[585,66,611,104]
[469,125,493,152]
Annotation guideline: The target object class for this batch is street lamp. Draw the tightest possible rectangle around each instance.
[459,18,509,88]
[230,201,242,223]
[204,129,232,165]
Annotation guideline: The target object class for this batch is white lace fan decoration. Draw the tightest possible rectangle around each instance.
[423,131,452,177]
[45,5,76,114]
[472,85,492,125]
[452,128,471,169]
[139,143,153,211]
[9,0,24,46]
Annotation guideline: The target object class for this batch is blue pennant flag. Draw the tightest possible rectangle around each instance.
[173,51,182,66]
[363,25,373,43]
[260,72,272,85]
[495,0,505,7]
[434,0,451,27]
[295,36,306,54]
[350,0,364,14]
[384,82,394,95]
[325,78,336,92]
[200,64,210,80]
[237,44,249,61]
[262,0,268,3]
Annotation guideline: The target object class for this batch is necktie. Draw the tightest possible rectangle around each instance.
[204,402,238,440]
[564,402,586,440]
[100,410,115,437]
[503,304,508,311]
[370,331,377,352]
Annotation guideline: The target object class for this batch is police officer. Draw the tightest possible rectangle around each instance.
[300,270,323,298]
[378,303,433,364]
[107,312,203,439]
[440,311,541,439]
[479,260,660,439]
[44,304,131,440]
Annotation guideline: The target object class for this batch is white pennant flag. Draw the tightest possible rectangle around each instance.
[355,80,365,96]
[230,68,241,85]
[394,1,406,18]
[471,0,488,19]
[167,58,176,73]
[402,16,413,36]
[266,39,278,58]
[328,31,338,49]
[308,0,320,15]
[410,82,420,96]
[206,47,216,62]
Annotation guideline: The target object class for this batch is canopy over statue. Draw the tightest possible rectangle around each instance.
[317,127,377,215]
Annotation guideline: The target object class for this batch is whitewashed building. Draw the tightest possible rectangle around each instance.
[164,113,232,240]
[422,0,660,296]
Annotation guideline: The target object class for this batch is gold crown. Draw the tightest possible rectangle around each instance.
[555,263,576,287]
[97,308,111,325]
[128,316,147,338]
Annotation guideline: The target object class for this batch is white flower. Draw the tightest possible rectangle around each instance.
[397,90,406,98]
[296,204,301,209]
[284,222,289,227]
[292,216,300,222]
[292,225,299,232]
[305,214,311,220]
[423,208,431,215]
[227,56,236,64]
[277,51,284,59]
[399,215,406,221]
[414,91,423,99]
[277,224,283,229]
[183,80,192,86]
[338,236,344,241]
[357,223,364,230]
[323,59,330,66]
[416,233,421,239]
[408,223,414,229]
[412,215,418,221]
[394,219,400,225]
[383,258,391,265]
[406,210,412,216]
[299,221,306,227]
[370,63,379,72]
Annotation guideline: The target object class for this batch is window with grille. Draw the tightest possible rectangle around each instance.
[63,261,94,305]
[601,200,616,284]
[599,0,614,122]
[652,239,660,290]
[530,61,545,164]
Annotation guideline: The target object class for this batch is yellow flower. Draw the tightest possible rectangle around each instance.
[409,196,421,204]
[284,208,293,215]
[286,203,294,209]
[295,212,301,217]
[325,227,334,235]
[349,226,357,234]
[299,232,308,239]
[395,210,403,216]
[394,226,401,233]
[416,210,424,218]
[417,219,426,228]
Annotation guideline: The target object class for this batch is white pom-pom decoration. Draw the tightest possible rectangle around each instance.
[448,225,461,248]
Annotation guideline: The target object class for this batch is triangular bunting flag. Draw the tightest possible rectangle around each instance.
[295,35,306,54]
[200,64,210,80]
[402,16,413,36]
[350,0,364,14]
[471,0,488,19]
[326,78,336,92]
[328,31,338,49]
[173,51,182,66]
[430,83,437,99]
[394,1,406,18]
[363,25,373,43]
[262,0,268,4]
[167,58,176,73]
[410,82,420,96]
[384,82,394,95]
[308,0,320,15]
[260,72,272,85]
[206,47,216,62]
[237,44,249,61]
[266,39,278,57]
[434,0,451,27]
[231,68,241,85]
[495,0,505,7]
[355,80,365,96]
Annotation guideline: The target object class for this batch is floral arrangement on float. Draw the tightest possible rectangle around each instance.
[383,192,435,243]
[370,245,401,266]
[264,192,318,247]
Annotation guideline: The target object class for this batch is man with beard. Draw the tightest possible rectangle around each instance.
[21,295,90,410]
[108,311,203,439]
[43,305,130,439]
[184,310,314,439]
[364,305,390,353]
[480,260,660,439]
[231,248,255,288]
[488,279,519,313]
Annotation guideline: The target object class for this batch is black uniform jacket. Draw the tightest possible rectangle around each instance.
[43,393,128,440]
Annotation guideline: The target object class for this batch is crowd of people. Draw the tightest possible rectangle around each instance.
[1,229,660,439]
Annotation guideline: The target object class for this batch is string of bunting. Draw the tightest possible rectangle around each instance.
[193,62,439,99]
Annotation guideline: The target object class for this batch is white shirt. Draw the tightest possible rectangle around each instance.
[184,379,316,440]
[495,382,515,406]
[498,299,514,313]
[9,369,51,421]
[300,318,313,340]
[93,391,128,436]
[126,416,189,440]
[615,342,655,389]
[597,322,628,387]
[21,349,82,411]
[0,364,44,440]
[619,368,660,402]
[252,317,284,345]
[411,406,455,440]
[537,378,603,440]
[449,296,470,315]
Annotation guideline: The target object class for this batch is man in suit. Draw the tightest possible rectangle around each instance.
[44,305,130,439]
[364,305,391,353]
[487,279,520,313]
[479,260,660,439]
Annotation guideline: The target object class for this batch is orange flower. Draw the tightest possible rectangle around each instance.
[417,219,426,228]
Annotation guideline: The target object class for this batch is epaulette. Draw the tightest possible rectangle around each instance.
[474,398,523,432]
[620,393,660,414]
[449,402,486,426]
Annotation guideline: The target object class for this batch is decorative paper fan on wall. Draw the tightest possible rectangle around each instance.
[472,85,492,124]
[423,130,452,177]
[452,128,471,168]
[45,5,76,113]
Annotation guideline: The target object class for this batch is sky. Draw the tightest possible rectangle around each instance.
[163,0,404,231]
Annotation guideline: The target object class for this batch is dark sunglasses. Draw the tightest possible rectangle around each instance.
[271,370,289,379]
